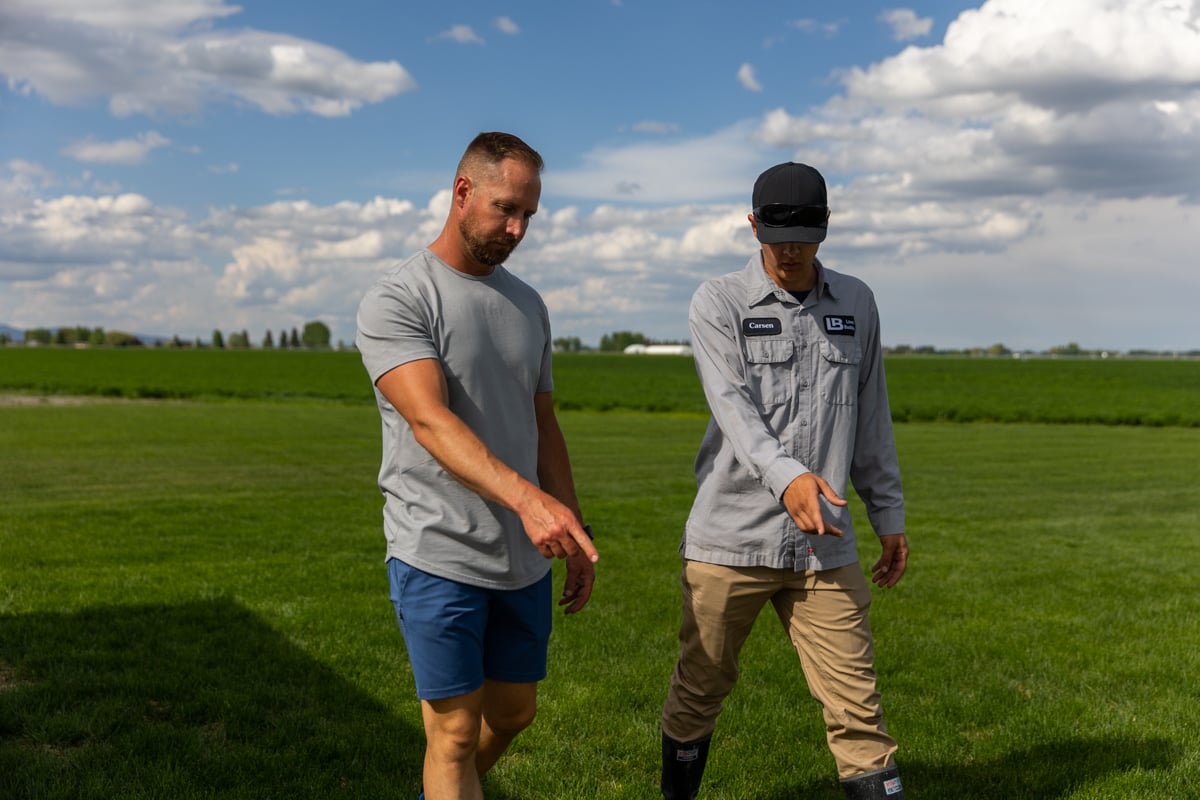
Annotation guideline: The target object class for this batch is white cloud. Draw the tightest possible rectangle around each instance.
[218,237,304,302]
[2,192,171,261]
[63,131,171,165]
[2,163,1198,351]
[544,124,765,203]
[843,0,1200,112]
[0,1,416,118]
[2,0,241,33]
[879,8,933,41]
[541,276,650,319]
[1,160,58,212]
[854,194,1200,352]
[308,230,385,261]
[434,25,485,45]
[765,0,1200,203]
[737,63,763,92]
[495,16,520,35]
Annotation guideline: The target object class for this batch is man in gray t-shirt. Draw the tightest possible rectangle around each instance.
[358,248,560,590]
[356,132,598,800]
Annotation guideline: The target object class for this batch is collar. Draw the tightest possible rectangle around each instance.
[742,254,835,308]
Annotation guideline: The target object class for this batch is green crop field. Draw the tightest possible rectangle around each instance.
[2,349,1199,799]
[2,348,1198,425]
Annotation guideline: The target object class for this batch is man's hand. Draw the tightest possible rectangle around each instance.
[781,473,848,536]
[558,550,596,614]
[518,492,597,614]
[518,490,600,563]
[871,533,908,588]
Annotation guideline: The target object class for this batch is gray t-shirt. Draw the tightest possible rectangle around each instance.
[356,249,554,590]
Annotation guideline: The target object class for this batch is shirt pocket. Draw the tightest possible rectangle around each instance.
[819,338,862,406]
[744,338,794,406]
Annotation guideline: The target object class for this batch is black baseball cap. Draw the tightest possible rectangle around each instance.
[751,162,829,244]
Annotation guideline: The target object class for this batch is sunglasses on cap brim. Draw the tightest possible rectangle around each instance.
[753,204,830,228]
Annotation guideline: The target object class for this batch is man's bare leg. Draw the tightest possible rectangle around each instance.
[420,681,537,799]
[476,679,538,777]
[421,689,484,800]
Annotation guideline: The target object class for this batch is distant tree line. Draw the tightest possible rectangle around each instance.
[18,326,143,347]
[11,321,336,350]
[3,326,1195,359]
[595,331,690,352]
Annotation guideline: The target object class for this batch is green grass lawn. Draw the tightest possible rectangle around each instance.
[2,393,1198,798]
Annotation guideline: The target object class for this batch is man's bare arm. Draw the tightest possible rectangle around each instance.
[375,359,597,563]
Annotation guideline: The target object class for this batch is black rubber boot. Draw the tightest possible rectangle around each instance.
[660,732,711,799]
[840,764,905,799]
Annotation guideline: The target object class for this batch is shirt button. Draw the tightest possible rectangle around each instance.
[800,420,808,426]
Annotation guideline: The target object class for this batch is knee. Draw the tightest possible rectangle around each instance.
[487,701,537,739]
[427,713,483,762]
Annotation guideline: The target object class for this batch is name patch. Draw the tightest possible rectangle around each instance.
[824,315,856,336]
[742,317,782,336]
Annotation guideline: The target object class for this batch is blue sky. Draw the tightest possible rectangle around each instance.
[3,0,1199,351]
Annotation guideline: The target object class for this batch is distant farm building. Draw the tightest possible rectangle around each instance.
[623,343,693,356]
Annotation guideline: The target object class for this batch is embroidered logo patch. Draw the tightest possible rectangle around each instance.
[823,315,856,336]
[884,775,903,795]
[742,317,782,336]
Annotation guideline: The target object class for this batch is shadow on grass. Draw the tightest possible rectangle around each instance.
[0,598,424,800]
[763,736,1182,800]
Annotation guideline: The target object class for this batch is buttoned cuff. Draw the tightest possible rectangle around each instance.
[869,507,906,537]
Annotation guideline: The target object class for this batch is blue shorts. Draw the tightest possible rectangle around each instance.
[387,558,552,700]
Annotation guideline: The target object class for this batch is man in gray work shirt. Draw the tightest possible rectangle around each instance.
[660,162,909,800]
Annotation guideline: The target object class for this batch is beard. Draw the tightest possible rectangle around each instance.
[460,218,520,267]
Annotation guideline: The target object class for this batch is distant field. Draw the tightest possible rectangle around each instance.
[1,347,1197,425]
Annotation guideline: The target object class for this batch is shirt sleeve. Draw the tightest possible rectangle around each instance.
[849,291,906,536]
[355,276,439,384]
[688,284,809,501]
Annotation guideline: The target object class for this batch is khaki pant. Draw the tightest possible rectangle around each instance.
[661,560,897,778]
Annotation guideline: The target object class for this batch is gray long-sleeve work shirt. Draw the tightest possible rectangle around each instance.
[682,254,905,571]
